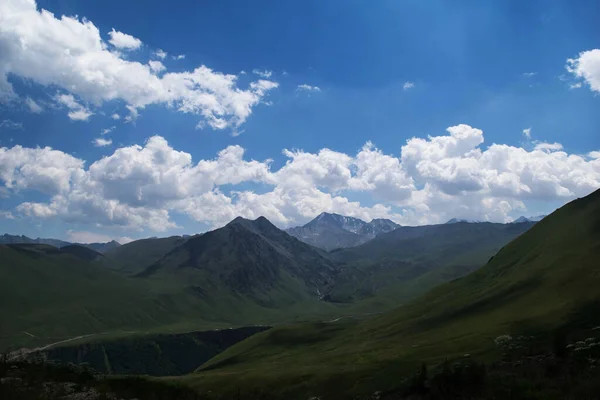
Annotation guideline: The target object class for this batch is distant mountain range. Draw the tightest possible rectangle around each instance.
[286,212,400,251]
[513,215,547,223]
[0,234,121,253]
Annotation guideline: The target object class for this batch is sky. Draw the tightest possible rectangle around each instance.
[0,0,599,244]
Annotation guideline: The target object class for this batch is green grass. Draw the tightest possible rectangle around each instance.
[182,190,600,399]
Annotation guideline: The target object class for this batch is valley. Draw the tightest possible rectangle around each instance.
[2,191,599,399]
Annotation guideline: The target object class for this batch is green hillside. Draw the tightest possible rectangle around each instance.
[327,221,534,305]
[0,244,213,350]
[188,190,600,399]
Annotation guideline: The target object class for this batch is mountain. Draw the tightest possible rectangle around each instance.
[0,234,120,253]
[193,189,600,398]
[286,212,400,251]
[327,221,535,304]
[100,235,189,274]
[0,216,349,351]
[138,216,337,300]
[513,214,547,223]
[84,240,121,253]
[445,217,482,224]
[0,234,71,248]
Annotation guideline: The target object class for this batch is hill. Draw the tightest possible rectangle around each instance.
[100,235,189,274]
[327,221,534,304]
[286,212,399,251]
[59,244,104,261]
[189,189,600,399]
[0,243,211,350]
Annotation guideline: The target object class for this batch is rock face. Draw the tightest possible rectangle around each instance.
[286,213,400,251]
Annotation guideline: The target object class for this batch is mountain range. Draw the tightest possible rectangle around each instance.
[0,234,121,253]
[191,189,600,399]
[286,212,400,251]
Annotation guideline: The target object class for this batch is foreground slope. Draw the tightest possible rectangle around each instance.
[190,189,600,399]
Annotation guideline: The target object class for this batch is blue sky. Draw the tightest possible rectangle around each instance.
[0,0,599,243]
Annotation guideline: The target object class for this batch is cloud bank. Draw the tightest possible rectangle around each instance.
[1,124,598,232]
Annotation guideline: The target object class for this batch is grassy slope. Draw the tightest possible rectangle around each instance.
[327,221,534,305]
[186,190,600,399]
[0,244,212,350]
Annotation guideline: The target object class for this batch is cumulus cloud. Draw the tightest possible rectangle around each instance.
[566,49,600,93]
[110,113,120,120]
[107,28,142,50]
[25,97,43,113]
[148,60,166,74]
[403,81,415,90]
[173,54,185,60]
[54,94,93,121]
[154,49,167,59]
[522,72,537,77]
[0,0,278,130]
[522,128,532,139]
[93,138,112,147]
[1,125,598,231]
[297,84,321,93]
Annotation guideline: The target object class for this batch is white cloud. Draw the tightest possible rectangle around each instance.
[101,126,116,135]
[403,81,415,90]
[252,69,272,78]
[570,82,583,89]
[68,109,93,121]
[148,60,166,74]
[93,137,112,147]
[1,210,15,219]
[0,0,278,131]
[25,97,43,113]
[110,113,120,120]
[0,120,23,130]
[522,72,537,77]
[296,84,321,93]
[534,142,563,152]
[173,54,185,60]
[55,94,93,121]
[566,49,600,93]
[154,49,167,60]
[107,28,142,50]
[123,105,138,123]
[522,128,532,139]
[1,125,599,231]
